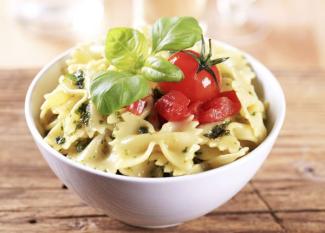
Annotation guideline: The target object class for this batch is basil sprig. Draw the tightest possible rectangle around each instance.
[91,16,202,115]
[91,71,149,115]
[105,28,148,72]
[141,55,183,82]
[151,16,202,53]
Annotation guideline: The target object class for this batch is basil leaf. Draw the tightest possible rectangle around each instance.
[141,55,183,82]
[90,71,150,115]
[152,16,202,53]
[105,28,148,72]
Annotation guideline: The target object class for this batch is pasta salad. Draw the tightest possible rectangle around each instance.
[40,17,267,177]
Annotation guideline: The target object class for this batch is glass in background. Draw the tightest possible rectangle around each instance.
[8,0,104,41]
[133,0,207,31]
[213,0,269,45]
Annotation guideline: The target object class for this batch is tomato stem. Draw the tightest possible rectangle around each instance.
[197,36,227,88]
[209,57,229,66]
[204,39,212,63]
[180,36,229,88]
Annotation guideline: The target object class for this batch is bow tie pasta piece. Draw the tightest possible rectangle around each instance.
[67,43,104,65]
[216,52,255,84]
[231,79,266,142]
[40,84,84,128]
[112,112,155,138]
[198,146,249,169]
[67,134,115,173]
[109,114,203,175]
[160,115,202,133]
[199,123,241,153]
[65,43,110,94]
[119,160,162,177]
[44,119,87,151]
[109,137,156,169]
[197,146,249,169]
[228,122,258,143]
[149,152,204,176]
[44,120,66,152]
[66,43,108,72]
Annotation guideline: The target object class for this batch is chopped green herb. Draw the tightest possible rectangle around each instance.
[77,103,90,126]
[76,139,91,152]
[251,112,256,116]
[204,122,230,139]
[75,70,85,88]
[138,126,149,134]
[55,136,66,145]
[67,70,85,89]
[182,147,188,153]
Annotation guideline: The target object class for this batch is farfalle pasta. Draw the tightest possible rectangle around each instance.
[40,17,267,177]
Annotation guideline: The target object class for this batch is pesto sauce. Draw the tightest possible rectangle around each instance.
[77,102,90,127]
[138,126,149,134]
[55,136,66,145]
[69,70,85,89]
[204,122,230,139]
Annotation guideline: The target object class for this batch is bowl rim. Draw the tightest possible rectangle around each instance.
[25,42,286,183]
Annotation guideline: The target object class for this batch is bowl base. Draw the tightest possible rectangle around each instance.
[124,222,182,229]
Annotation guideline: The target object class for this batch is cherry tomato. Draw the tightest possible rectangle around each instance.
[159,50,222,102]
[127,99,147,115]
[219,90,241,112]
[155,90,190,121]
[198,91,241,124]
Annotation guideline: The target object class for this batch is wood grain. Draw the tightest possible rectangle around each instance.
[0,69,324,232]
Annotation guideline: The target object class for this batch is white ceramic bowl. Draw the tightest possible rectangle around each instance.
[25,44,285,228]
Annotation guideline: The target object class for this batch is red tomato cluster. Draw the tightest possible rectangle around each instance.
[155,90,241,123]
[127,50,242,124]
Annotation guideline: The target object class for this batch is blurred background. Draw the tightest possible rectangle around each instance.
[0,0,324,70]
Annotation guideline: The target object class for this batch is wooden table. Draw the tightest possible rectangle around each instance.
[1,0,325,232]
[1,67,325,232]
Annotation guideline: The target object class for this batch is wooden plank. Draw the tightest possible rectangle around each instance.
[277,212,325,233]
[252,180,325,211]
[0,211,284,233]
[0,188,83,211]
[0,184,268,213]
